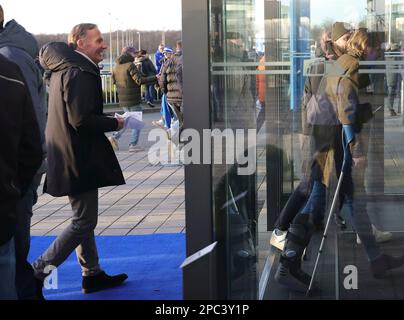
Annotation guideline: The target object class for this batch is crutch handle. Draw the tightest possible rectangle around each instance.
[341,125,355,174]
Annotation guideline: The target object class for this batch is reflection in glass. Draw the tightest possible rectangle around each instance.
[208,0,404,299]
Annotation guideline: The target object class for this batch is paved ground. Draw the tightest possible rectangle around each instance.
[31,111,186,236]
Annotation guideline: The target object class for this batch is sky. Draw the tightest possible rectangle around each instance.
[0,0,182,34]
[1,0,399,35]
[310,0,367,26]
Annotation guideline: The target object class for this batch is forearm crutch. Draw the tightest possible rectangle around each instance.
[306,106,382,295]
[306,126,354,296]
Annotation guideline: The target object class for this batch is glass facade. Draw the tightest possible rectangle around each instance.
[198,0,404,299]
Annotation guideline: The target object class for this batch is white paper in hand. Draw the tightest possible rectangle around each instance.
[115,112,145,130]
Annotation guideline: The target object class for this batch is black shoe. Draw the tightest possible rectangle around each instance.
[334,213,346,230]
[146,101,156,108]
[82,271,128,294]
[35,278,46,300]
[275,214,314,293]
[275,254,313,293]
[390,109,398,116]
[371,254,404,279]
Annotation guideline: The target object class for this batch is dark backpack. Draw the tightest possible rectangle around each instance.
[306,60,348,126]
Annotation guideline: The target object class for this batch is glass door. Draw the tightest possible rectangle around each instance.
[206,0,404,299]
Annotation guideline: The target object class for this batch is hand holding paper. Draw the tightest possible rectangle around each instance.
[115,112,145,130]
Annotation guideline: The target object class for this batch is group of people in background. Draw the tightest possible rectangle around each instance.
[108,38,183,152]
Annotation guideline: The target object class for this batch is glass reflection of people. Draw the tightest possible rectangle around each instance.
[256,52,266,129]
[225,31,255,129]
[275,30,404,293]
[385,43,402,116]
[271,23,352,250]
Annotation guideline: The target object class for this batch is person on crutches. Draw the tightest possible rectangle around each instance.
[276,29,404,294]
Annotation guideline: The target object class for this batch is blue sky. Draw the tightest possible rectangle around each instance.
[0,0,182,34]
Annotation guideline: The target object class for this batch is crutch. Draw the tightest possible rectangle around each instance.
[306,126,353,296]
[306,105,383,295]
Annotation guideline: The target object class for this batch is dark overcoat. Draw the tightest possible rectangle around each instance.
[40,42,125,197]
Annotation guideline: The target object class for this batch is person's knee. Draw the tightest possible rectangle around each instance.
[71,217,98,235]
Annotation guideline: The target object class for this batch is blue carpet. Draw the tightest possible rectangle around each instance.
[28,234,185,300]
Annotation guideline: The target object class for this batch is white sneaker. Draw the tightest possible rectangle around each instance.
[372,225,393,243]
[128,145,145,153]
[270,229,287,251]
[108,137,119,151]
[356,225,393,244]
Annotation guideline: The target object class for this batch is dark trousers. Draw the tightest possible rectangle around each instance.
[14,178,41,299]
[33,189,101,280]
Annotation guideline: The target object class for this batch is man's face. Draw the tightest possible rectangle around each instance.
[77,27,108,64]
[164,52,173,59]
[334,32,351,52]
[159,46,164,53]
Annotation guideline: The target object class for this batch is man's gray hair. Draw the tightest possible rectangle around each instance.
[68,23,97,49]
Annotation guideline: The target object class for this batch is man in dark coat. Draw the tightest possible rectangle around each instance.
[32,23,128,295]
[0,54,42,299]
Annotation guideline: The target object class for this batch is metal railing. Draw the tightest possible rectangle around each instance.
[100,71,117,105]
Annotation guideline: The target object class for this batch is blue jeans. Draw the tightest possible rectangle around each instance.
[145,85,156,103]
[342,171,380,261]
[112,105,142,146]
[0,238,17,300]
[300,180,326,225]
[387,85,398,111]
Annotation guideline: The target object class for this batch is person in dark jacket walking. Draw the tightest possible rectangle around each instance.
[109,46,157,152]
[32,24,128,295]
[137,49,157,107]
[0,54,42,300]
[0,5,48,300]
[271,25,351,252]
[275,29,404,293]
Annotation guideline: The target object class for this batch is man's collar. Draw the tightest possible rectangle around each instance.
[75,50,98,68]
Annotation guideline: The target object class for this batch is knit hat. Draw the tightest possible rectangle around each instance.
[122,46,138,56]
[163,47,173,54]
[332,22,350,41]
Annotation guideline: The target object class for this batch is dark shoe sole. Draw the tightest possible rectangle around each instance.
[82,280,127,294]
[82,274,128,294]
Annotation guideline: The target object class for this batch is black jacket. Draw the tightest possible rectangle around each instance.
[112,53,156,108]
[39,42,125,197]
[0,54,42,245]
[136,55,157,77]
